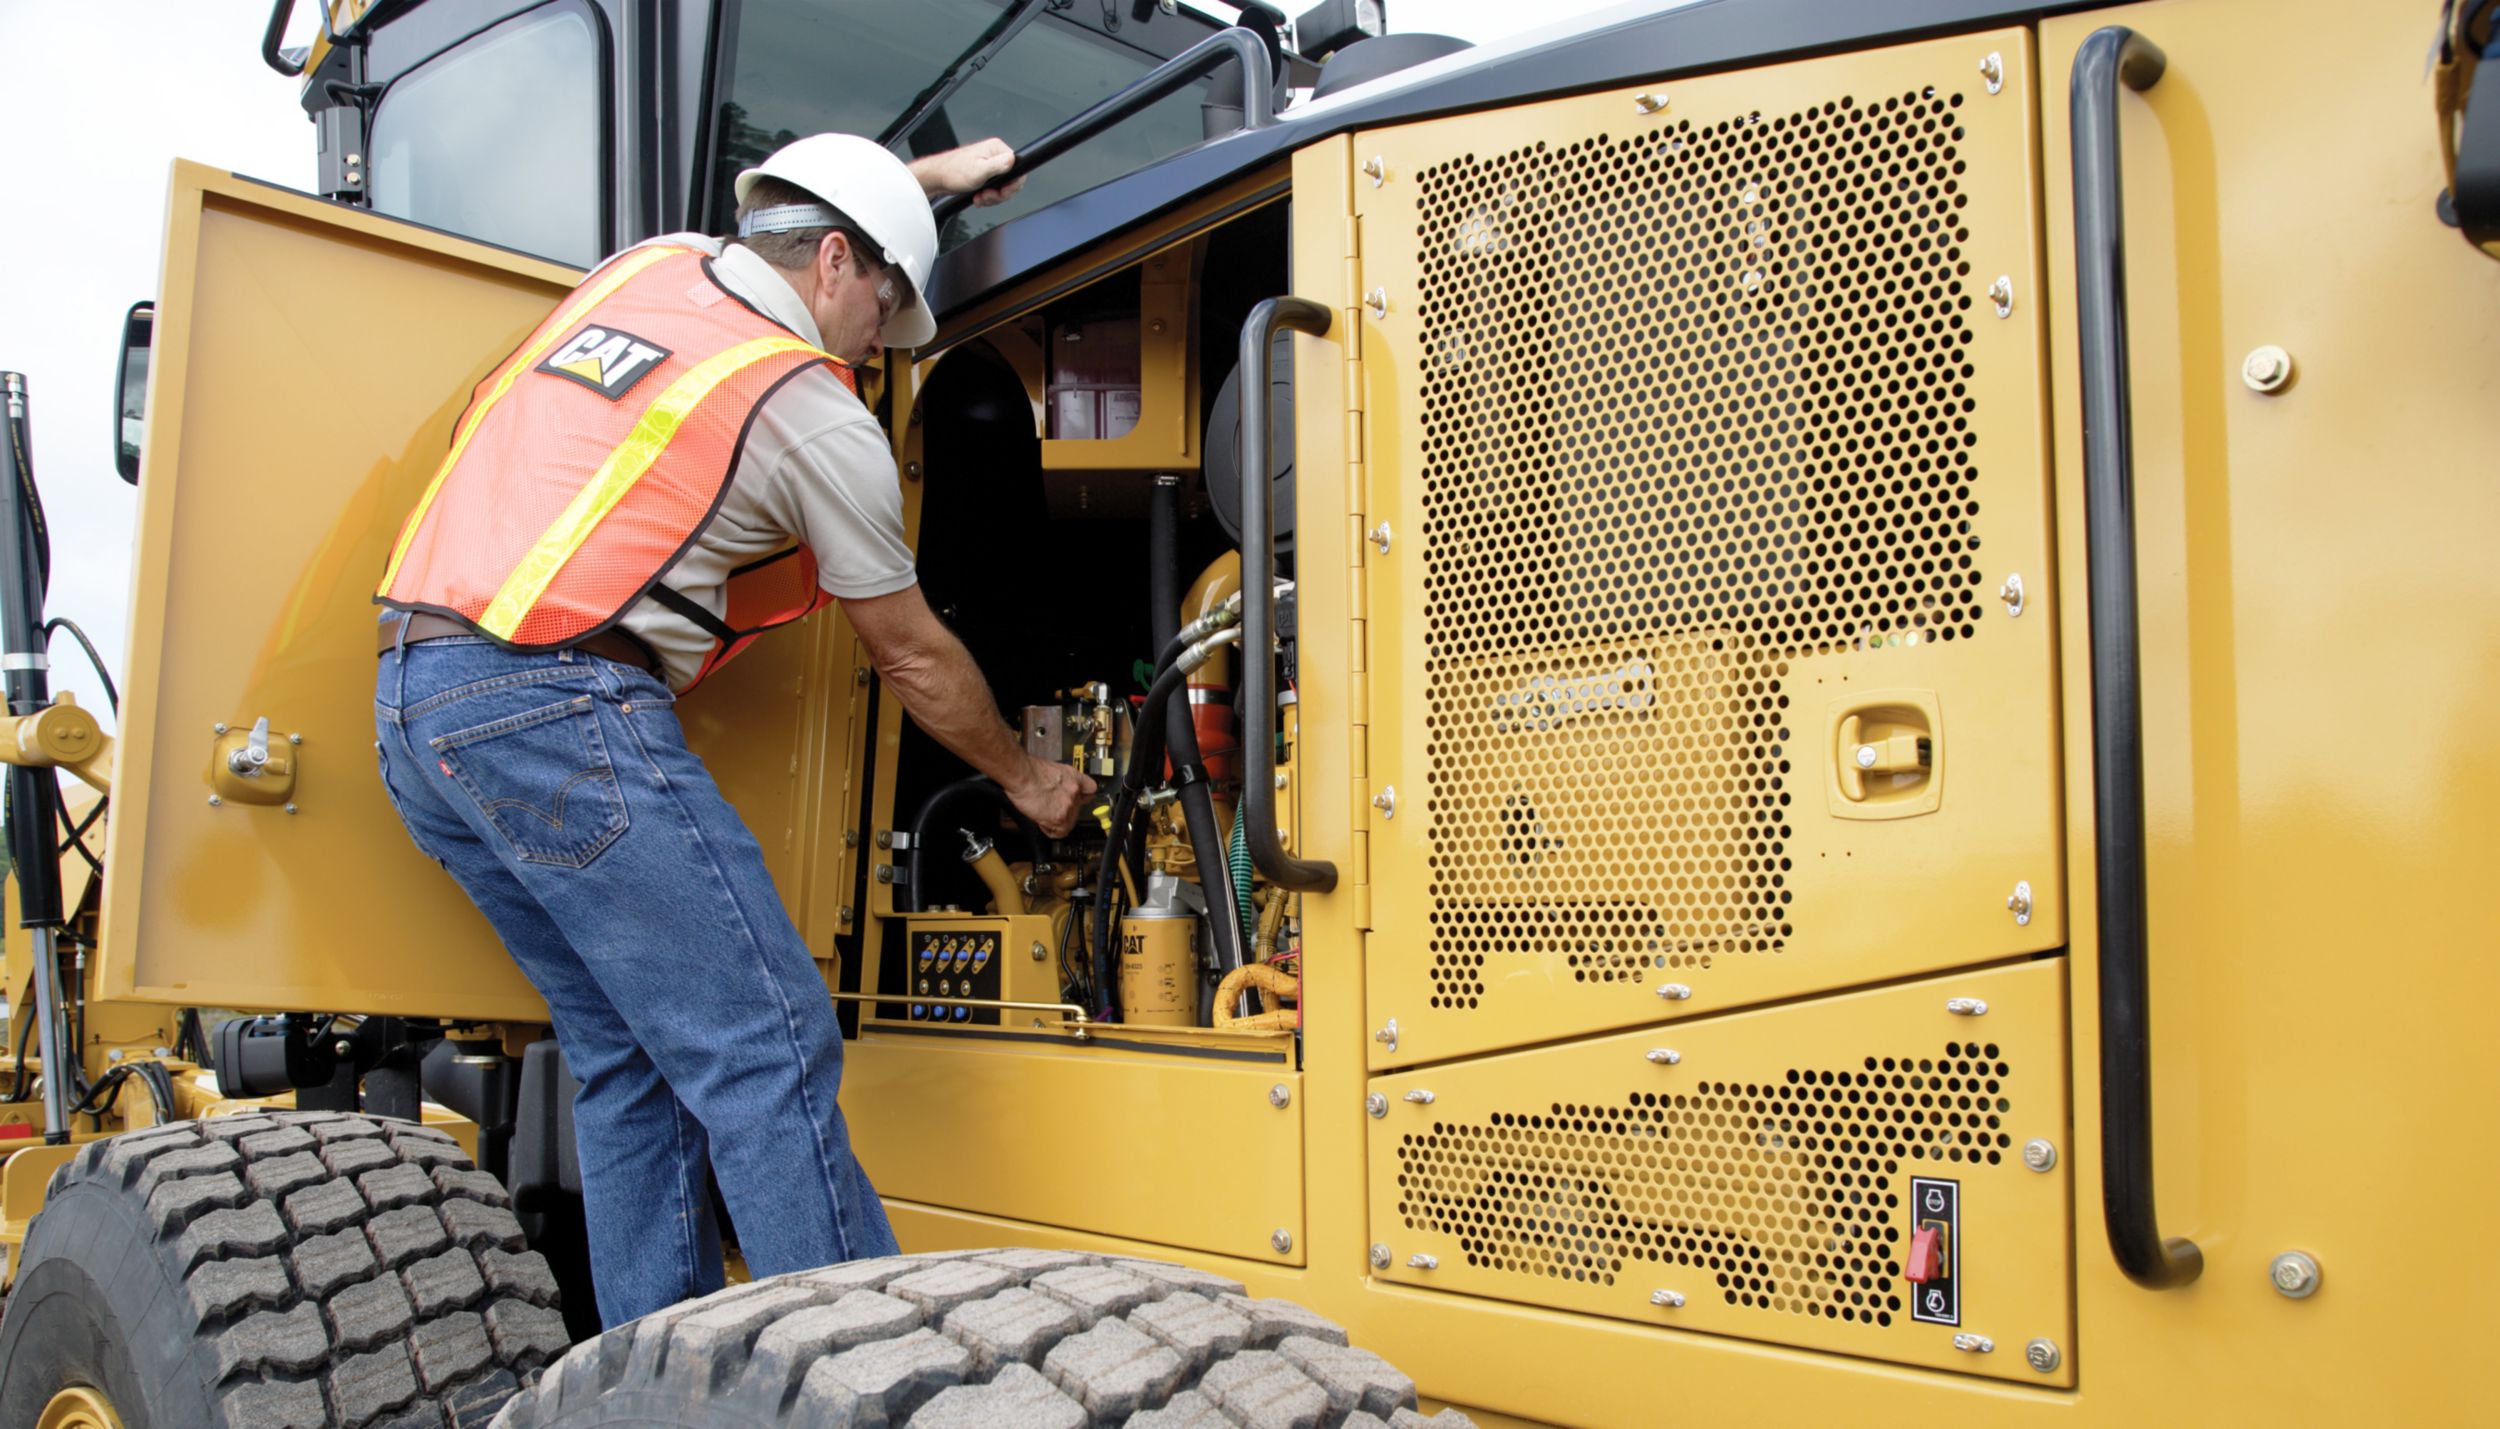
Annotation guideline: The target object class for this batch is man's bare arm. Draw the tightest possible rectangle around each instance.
[906,138,1025,206]
[842,584,1091,836]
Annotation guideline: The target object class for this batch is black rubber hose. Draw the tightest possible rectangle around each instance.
[905,778,1042,914]
[1089,658,1187,1016]
[1147,479,1246,976]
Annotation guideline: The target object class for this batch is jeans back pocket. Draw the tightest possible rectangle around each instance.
[429,695,630,868]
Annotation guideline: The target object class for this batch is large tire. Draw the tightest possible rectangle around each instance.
[495,1249,1471,1428]
[0,1111,574,1427]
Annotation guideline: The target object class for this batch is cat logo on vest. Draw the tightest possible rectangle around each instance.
[535,325,674,400]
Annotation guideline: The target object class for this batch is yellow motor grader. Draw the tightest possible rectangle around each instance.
[0,0,2495,1424]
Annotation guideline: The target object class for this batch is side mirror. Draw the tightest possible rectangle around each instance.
[114,301,153,485]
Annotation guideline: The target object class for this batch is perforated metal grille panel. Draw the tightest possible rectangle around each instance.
[1397,1038,2014,1324]
[1365,961,2072,1380]
[1412,84,1987,1011]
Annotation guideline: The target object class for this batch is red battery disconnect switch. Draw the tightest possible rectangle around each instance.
[1905,1224,1946,1283]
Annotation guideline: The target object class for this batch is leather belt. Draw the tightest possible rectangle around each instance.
[378,611,662,677]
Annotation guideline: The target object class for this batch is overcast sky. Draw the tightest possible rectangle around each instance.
[0,0,1644,732]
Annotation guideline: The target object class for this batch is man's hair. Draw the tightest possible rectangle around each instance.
[732,176,875,274]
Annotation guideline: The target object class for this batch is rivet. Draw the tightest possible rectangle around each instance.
[1269,1083,1292,1109]
[1361,155,1387,186]
[1365,1093,1388,1118]
[2270,1250,2322,1299]
[1646,1048,1682,1066]
[1655,983,1691,1001]
[1945,997,1988,1017]
[1979,51,2005,94]
[2242,345,2294,393]
[1271,1229,1294,1255]
[1150,319,1165,334]
[1407,1253,1439,1270]
[1988,275,2014,318]
[904,460,922,481]
[1030,940,1047,961]
[287,732,303,745]
[2022,1138,2058,1172]
[1953,1333,1995,1354]
[2025,1339,2062,1373]
[1274,772,1289,789]
[1855,745,1879,770]
[1649,1289,1686,1309]
[840,905,856,923]
[333,1038,354,1058]
[1370,1243,1392,1269]
[843,829,859,847]
[213,722,229,735]
[1633,92,1669,115]
[284,803,299,815]
[854,668,871,686]
[207,794,222,808]
[1998,572,2026,617]
[2007,880,2033,926]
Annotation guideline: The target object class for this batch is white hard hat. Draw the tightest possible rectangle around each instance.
[735,133,939,350]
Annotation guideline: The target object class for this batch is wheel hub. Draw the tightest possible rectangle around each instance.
[37,1386,125,1429]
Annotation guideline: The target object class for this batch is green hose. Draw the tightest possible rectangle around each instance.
[1227,807,1257,957]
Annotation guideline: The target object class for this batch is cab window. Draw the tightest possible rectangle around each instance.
[369,1,609,266]
[708,0,1215,252]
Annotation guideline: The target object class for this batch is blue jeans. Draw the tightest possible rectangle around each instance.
[373,629,897,1328]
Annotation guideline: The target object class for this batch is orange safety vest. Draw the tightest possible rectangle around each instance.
[376,244,861,690]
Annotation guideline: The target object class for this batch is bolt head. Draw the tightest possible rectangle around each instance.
[206,794,222,808]
[333,1039,353,1057]
[2242,345,2294,393]
[2022,1138,2058,1172]
[1270,1229,1293,1255]
[1855,745,1879,769]
[284,803,299,815]
[213,722,229,735]
[2025,1338,2062,1373]
[1370,1243,1392,1269]
[1366,1093,1388,1119]
[287,732,303,745]
[2270,1250,2321,1298]
[1269,1083,1292,1109]
[1030,940,1047,961]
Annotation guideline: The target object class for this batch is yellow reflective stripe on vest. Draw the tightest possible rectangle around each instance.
[475,335,823,640]
[376,244,688,597]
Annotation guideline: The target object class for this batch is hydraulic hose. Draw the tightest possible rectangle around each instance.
[1227,812,1256,956]
[1148,478,1246,977]
[906,778,1041,913]
[1088,630,1241,1015]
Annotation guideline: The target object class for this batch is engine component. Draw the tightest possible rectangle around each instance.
[962,833,1029,916]
[1119,873,1202,1027]
[1204,331,1296,554]
[1021,682,1128,779]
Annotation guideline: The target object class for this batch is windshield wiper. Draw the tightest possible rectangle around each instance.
[878,0,1058,151]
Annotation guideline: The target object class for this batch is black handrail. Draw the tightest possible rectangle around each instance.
[1238,297,1335,892]
[931,28,1274,225]
[262,0,306,77]
[2072,24,2202,1291]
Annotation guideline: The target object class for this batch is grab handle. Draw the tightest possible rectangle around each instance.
[2072,24,2203,1290]
[1237,297,1336,892]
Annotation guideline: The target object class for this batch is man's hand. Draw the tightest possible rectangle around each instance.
[1003,755,1095,840]
[908,138,1025,207]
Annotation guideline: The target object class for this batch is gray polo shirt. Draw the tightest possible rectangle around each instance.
[611,234,915,689]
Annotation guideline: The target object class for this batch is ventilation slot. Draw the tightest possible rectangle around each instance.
[1395,1041,2014,1327]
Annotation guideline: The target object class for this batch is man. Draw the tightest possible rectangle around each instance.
[371,133,1092,1329]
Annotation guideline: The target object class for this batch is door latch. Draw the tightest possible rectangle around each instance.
[208,716,299,807]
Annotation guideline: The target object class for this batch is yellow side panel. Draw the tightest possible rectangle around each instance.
[1353,29,2063,1069]
[100,165,853,1018]
[2037,0,2500,1421]
[843,1033,1303,1267]
[1368,960,2071,1385]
